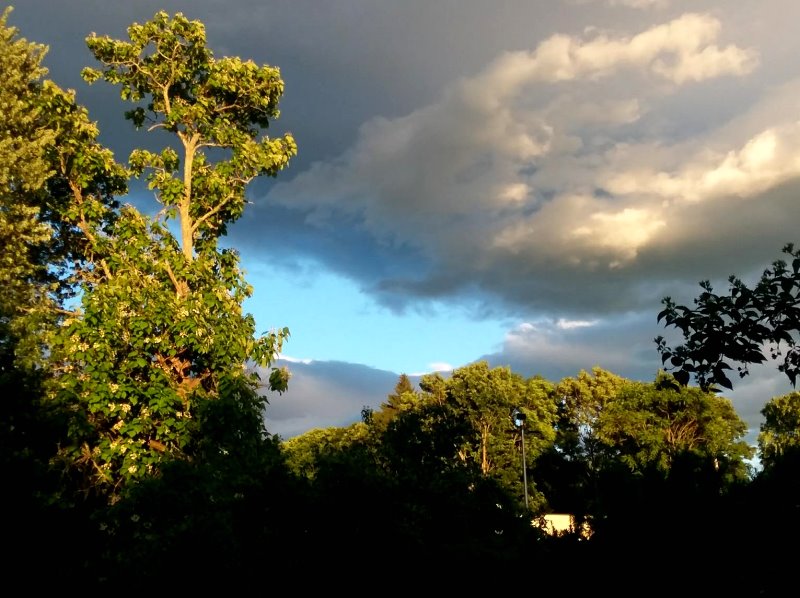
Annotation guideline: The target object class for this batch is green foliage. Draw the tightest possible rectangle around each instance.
[554,367,629,467]
[657,243,800,390]
[758,391,800,469]
[0,6,125,369]
[536,368,753,519]
[392,361,557,510]
[595,372,753,480]
[282,422,372,480]
[1,3,125,459]
[44,10,296,501]
[0,6,52,192]
[0,6,54,372]
[81,10,296,258]
[370,372,418,430]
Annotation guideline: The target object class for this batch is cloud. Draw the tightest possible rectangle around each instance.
[468,13,756,91]
[556,318,598,329]
[604,122,800,202]
[262,12,770,318]
[569,0,670,8]
[484,315,664,382]
[278,354,313,365]
[610,0,670,7]
[261,359,402,438]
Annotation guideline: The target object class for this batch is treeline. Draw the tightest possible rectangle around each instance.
[1,7,799,594]
[281,364,800,592]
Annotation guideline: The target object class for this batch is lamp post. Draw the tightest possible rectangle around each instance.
[513,408,529,509]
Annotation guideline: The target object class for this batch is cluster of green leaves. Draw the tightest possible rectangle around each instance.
[595,372,752,480]
[0,7,125,369]
[50,211,284,493]
[419,362,556,504]
[0,7,55,373]
[553,367,629,469]
[758,391,800,470]
[82,10,296,258]
[534,367,753,519]
[0,8,296,502]
[358,362,555,512]
[367,372,416,430]
[657,243,800,390]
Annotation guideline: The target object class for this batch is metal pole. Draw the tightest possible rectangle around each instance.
[521,425,529,509]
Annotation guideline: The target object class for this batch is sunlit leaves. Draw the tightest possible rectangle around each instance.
[758,391,800,470]
[46,11,297,501]
[81,10,297,258]
[406,361,557,509]
[51,207,285,498]
[594,374,752,478]
[0,7,125,370]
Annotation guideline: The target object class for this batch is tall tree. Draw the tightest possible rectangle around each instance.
[757,391,800,470]
[656,243,800,390]
[1,7,129,583]
[50,11,297,500]
[404,361,557,509]
[594,372,752,481]
[370,373,418,430]
[0,6,125,368]
[554,367,629,471]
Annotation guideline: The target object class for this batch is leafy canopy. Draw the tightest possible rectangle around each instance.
[82,10,296,259]
[595,372,752,479]
[758,391,800,470]
[47,11,295,500]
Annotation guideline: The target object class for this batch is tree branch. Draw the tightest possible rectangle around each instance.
[190,190,237,235]
[162,260,187,297]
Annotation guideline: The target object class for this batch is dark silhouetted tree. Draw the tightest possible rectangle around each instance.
[657,243,800,390]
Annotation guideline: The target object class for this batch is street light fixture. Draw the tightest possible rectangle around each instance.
[512,408,529,509]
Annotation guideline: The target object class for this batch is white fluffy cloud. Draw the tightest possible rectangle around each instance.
[470,13,755,91]
[605,123,800,201]
[266,12,772,314]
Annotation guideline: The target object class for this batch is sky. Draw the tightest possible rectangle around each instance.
[10,0,800,440]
